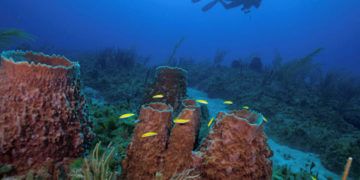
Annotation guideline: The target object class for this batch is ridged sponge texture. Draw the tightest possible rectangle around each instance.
[144,66,187,111]
[122,102,173,180]
[163,99,201,179]
[200,110,273,180]
[0,51,92,174]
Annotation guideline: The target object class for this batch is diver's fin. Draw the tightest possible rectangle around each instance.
[202,0,219,12]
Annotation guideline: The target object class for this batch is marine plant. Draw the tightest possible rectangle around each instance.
[275,48,322,89]
[70,142,115,180]
[88,100,134,159]
[272,165,323,180]
[167,37,186,66]
[170,169,201,180]
[79,48,150,104]
[154,169,200,180]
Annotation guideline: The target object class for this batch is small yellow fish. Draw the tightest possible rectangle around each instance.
[263,116,268,123]
[119,113,135,119]
[196,99,208,104]
[242,106,249,110]
[174,119,190,124]
[152,94,164,99]
[208,117,215,127]
[224,101,233,105]
[311,175,317,180]
[141,132,158,138]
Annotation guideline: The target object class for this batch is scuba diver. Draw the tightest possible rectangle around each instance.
[192,0,261,12]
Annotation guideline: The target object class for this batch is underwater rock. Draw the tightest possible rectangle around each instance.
[144,66,187,111]
[0,50,93,175]
[163,99,201,179]
[122,102,173,180]
[200,110,272,180]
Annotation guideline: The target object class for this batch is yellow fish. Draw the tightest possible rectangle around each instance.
[152,94,164,99]
[263,116,268,123]
[311,175,317,180]
[174,119,190,124]
[141,132,158,138]
[196,99,208,104]
[224,101,233,105]
[242,106,249,110]
[119,113,135,119]
[208,117,215,127]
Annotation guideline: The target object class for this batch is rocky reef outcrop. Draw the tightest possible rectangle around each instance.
[0,51,92,175]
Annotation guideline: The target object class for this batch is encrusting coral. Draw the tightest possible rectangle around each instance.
[0,50,93,175]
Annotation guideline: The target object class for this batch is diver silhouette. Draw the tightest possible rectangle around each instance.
[192,0,261,12]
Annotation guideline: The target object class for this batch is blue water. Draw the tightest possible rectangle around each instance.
[1,0,359,73]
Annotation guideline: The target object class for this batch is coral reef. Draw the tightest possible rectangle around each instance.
[200,110,272,179]
[144,66,187,111]
[0,50,92,175]
[78,48,150,105]
[179,49,360,177]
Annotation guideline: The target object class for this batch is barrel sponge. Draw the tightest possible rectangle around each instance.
[122,102,173,180]
[0,50,93,174]
[144,66,187,111]
[200,110,273,180]
[163,99,201,179]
